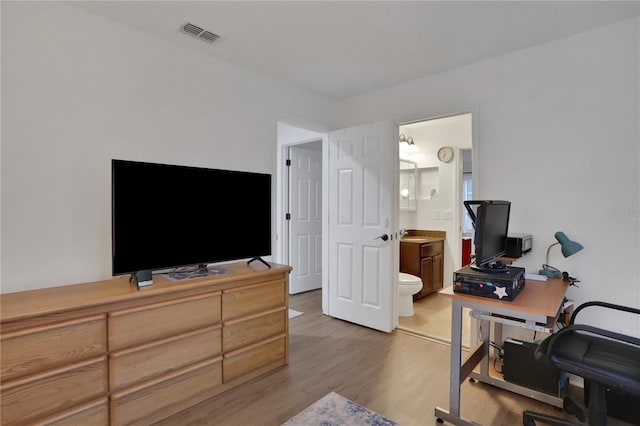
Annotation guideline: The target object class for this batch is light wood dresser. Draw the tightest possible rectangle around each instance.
[0,262,291,425]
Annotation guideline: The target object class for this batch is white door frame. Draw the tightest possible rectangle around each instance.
[276,122,330,313]
[454,147,472,273]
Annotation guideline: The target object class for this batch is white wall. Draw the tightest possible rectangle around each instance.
[338,18,640,335]
[1,2,337,293]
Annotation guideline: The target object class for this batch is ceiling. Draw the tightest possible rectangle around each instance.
[70,1,640,100]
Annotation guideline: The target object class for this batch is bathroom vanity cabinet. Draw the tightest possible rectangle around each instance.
[400,231,445,300]
[0,262,290,425]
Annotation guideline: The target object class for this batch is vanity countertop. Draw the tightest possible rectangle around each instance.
[400,236,445,244]
[400,229,446,244]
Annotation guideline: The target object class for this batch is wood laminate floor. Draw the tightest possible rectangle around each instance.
[159,289,585,426]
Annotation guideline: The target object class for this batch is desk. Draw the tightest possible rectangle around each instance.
[434,277,570,426]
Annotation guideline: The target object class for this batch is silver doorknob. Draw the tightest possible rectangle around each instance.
[375,234,389,242]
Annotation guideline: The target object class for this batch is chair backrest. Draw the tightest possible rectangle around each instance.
[545,301,640,397]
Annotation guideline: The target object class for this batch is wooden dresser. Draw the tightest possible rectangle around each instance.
[0,262,291,425]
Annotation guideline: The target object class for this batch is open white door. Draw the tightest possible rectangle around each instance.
[288,144,323,294]
[327,121,398,332]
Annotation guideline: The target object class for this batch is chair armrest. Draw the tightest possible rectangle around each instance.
[569,301,640,325]
[536,301,640,361]
[550,324,640,349]
[544,301,640,357]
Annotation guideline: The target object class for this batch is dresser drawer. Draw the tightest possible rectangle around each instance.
[109,292,221,350]
[223,309,286,352]
[110,325,222,390]
[223,335,286,384]
[31,397,109,426]
[421,241,443,257]
[1,315,107,381]
[222,280,285,320]
[110,357,223,425]
[0,356,108,426]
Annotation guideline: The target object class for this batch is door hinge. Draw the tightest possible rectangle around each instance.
[286,213,291,220]
[286,159,291,166]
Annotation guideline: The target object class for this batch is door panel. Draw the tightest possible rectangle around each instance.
[363,166,381,225]
[421,257,433,296]
[362,246,381,306]
[337,243,354,300]
[338,169,354,224]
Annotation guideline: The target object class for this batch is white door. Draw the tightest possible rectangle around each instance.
[288,145,323,294]
[327,121,398,332]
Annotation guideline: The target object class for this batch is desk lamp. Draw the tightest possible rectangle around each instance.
[539,231,584,278]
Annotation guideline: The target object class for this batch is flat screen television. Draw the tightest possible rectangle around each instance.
[463,200,511,272]
[112,159,271,278]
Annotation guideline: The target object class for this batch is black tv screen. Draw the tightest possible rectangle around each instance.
[464,200,511,271]
[112,159,271,276]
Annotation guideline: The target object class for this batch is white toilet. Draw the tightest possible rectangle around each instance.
[398,272,423,317]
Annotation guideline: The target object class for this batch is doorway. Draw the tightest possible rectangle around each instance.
[276,122,326,298]
[286,141,323,294]
[278,120,399,332]
[396,113,473,344]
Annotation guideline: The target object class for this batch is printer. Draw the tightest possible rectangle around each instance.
[505,233,532,258]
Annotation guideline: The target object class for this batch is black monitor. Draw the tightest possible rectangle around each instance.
[463,200,511,273]
[112,159,272,278]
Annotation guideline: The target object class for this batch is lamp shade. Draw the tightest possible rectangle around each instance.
[554,231,584,258]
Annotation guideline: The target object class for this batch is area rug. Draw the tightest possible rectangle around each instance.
[288,309,303,319]
[282,391,398,426]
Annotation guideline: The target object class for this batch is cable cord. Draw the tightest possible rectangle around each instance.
[493,356,503,375]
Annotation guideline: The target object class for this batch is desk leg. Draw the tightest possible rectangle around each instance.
[435,299,478,425]
[449,298,464,416]
[479,316,490,376]
[494,321,503,352]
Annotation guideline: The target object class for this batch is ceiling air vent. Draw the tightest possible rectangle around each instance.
[179,22,221,44]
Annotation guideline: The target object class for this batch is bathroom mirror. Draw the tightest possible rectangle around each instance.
[399,160,417,211]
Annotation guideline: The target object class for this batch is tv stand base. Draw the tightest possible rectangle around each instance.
[248,257,271,268]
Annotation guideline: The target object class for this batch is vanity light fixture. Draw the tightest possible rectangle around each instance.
[399,134,418,153]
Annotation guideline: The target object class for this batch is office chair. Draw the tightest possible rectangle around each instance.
[523,301,640,426]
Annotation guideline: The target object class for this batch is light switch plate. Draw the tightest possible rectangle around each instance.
[432,210,440,220]
[443,210,453,220]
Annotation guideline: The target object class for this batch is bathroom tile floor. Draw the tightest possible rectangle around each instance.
[397,291,471,347]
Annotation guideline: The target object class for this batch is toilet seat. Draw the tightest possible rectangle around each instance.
[399,272,422,284]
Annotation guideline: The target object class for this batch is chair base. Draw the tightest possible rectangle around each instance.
[523,410,580,426]
[523,396,585,426]
[522,382,608,426]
